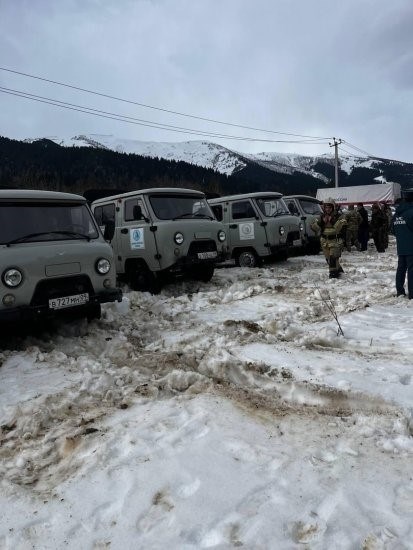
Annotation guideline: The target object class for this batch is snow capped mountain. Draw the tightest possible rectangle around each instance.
[31,135,247,176]
[24,134,410,189]
[31,134,375,178]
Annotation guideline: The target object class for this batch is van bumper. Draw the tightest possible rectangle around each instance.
[173,250,227,269]
[0,288,122,323]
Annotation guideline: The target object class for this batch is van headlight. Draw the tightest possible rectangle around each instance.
[2,268,23,288]
[96,258,111,274]
[174,232,184,245]
[217,230,226,242]
[279,226,285,236]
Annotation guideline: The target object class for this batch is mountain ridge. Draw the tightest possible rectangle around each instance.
[3,135,413,196]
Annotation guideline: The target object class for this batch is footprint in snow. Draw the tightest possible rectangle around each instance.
[289,518,326,544]
[136,489,175,533]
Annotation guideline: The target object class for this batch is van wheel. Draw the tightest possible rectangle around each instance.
[86,303,101,321]
[236,250,258,268]
[131,267,162,294]
[307,242,321,255]
[275,250,289,262]
[190,264,214,282]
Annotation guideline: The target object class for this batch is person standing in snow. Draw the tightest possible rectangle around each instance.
[344,204,362,252]
[357,203,369,251]
[391,189,413,298]
[311,198,347,278]
[380,202,392,248]
[370,203,387,252]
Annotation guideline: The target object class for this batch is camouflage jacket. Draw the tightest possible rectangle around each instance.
[311,212,347,239]
[345,209,362,230]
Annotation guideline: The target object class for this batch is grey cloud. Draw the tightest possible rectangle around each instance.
[0,0,412,162]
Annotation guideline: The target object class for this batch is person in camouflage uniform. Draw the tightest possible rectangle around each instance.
[370,203,387,252]
[311,198,347,278]
[381,203,392,248]
[344,204,362,252]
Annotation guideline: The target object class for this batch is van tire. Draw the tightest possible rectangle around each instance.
[307,242,321,255]
[189,264,214,282]
[274,250,289,262]
[130,266,162,294]
[86,303,101,321]
[236,250,258,268]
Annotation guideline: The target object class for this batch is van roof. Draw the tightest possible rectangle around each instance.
[0,189,86,202]
[208,192,283,204]
[92,187,205,205]
[284,195,321,202]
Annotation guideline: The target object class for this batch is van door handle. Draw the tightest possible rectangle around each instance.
[121,228,128,234]
[260,222,267,227]
[229,224,237,229]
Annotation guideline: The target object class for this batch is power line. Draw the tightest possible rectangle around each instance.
[0,66,331,140]
[0,86,331,145]
[342,140,372,157]
[338,145,359,157]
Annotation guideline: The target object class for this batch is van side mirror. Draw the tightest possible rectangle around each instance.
[103,220,115,241]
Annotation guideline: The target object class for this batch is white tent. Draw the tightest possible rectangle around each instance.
[316,182,401,205]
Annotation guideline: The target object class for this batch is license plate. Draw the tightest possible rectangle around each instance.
[197,251,217,259]
[292,239,302,247]
[49,293,89,310]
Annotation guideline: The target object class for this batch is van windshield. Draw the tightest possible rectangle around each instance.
[149,194,214,220]
[299,199,322,215]
[0,202,99,245]
[256,198,290,218]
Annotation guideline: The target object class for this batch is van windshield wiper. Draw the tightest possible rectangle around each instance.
[194,213,214,220]
[54,231,91,241]
[172,212,213,220]
[172,212,195,220]
[6,230,90,246]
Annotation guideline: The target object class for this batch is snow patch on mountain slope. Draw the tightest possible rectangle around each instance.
[26,134,378,180]
[39,135,247,176]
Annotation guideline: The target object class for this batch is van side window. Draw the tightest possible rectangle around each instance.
[288,201,299,215]
[231,201,256,220]
[94,203,115,225]
[125,198,146,221]
[211,205,223,221]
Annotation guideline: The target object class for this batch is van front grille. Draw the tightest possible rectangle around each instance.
[187,240,217,256]
[287,231,300,244]
[30,275,94,306]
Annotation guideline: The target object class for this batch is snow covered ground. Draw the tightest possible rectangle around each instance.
[1,238,413,549]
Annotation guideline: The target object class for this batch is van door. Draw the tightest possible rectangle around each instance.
[295,197,322,251]
[119,197,161,271]
[228,199,269,257]
[94,201,119,268]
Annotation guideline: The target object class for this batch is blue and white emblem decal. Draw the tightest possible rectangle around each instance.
[130,227,145,249]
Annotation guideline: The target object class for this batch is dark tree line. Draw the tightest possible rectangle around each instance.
[1,136,412,198]
[0,137,228,195]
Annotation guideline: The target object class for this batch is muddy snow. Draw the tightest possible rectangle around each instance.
[1,238,413,549]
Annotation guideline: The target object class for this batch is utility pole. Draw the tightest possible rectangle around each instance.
[329,137,342,188]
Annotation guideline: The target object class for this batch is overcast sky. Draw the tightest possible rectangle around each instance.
[1,0,412,162]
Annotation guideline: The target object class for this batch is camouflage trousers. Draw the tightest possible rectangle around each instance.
[345,227,360,252]
[320,237,344,278]
[371,228,387,252]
